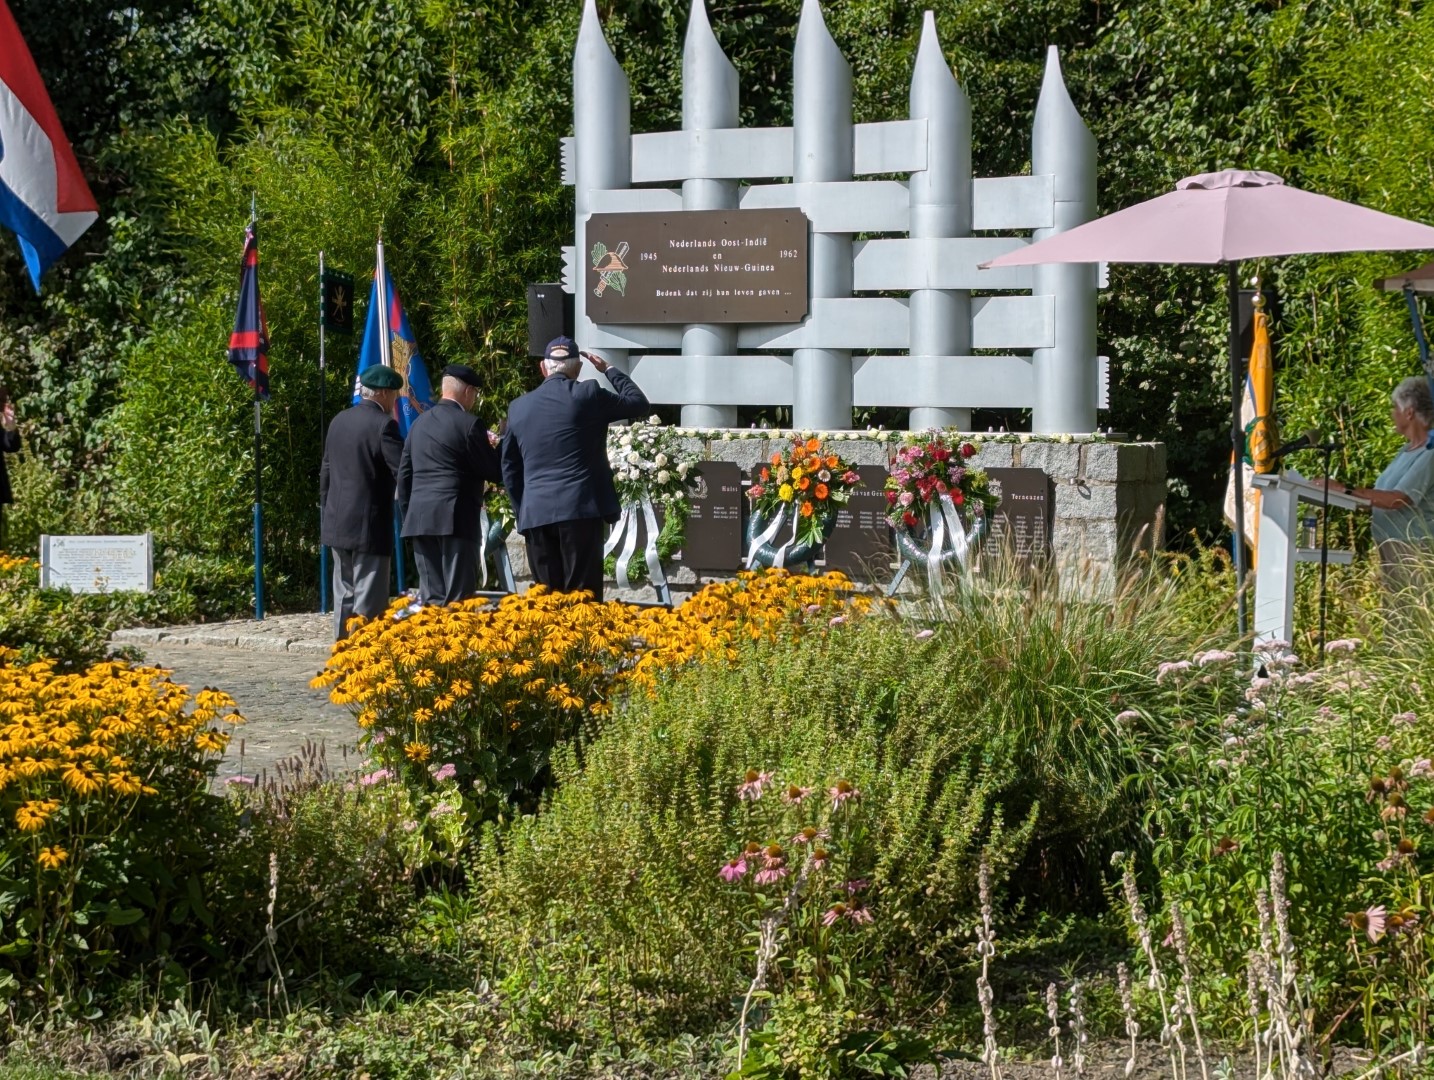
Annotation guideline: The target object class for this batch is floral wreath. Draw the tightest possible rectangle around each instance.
[744,435,861,568]
[604,417,702,586]
[885,434,997,576]
[479,486,516,588]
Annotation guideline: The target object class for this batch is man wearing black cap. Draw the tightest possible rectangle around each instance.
[320,364,405,639]
[502,337,649,600]
[397,363,502,606]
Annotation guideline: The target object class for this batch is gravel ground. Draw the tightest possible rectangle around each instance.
[112,614,361,786]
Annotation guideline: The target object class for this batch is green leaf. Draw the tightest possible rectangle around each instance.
[105,905,145,927]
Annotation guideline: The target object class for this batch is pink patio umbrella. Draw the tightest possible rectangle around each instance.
[984,169,1434,637]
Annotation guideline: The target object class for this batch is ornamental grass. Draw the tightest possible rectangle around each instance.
[313,569,875,817]
[0,648,243,997]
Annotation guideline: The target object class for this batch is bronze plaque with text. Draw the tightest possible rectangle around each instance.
[675,462,744,571]
[981,468,1054,562]
[587,209,809,324]
[820,465,895,578]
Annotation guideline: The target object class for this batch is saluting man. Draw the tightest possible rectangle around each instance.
[502,337,650,600]
[320,365,405,639]
[397,364,502,606]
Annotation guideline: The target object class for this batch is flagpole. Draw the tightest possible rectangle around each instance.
[318,250,329,615]
[251,194,265,622]
[375,235,406,593]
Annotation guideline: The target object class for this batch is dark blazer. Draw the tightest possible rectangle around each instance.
[502,368,650,532]
[0,428,20,505]
[397,398,502,541]
[320,399,403,554]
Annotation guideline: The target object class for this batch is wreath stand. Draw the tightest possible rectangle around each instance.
[885,496,987,599]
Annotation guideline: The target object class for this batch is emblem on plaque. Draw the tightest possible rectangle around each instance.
[591,241,630,297]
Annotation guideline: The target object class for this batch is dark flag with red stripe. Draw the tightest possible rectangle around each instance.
[227,223,270,398]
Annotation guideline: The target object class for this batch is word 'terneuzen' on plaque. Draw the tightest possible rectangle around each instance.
[586,209,809,325]
[676,461,744,571]
[820,465,896,578]
[40,533,154,593]
[981,469,1054,562]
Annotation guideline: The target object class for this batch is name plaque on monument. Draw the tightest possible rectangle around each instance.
[820,465,895,577]
[676,461,744,571]
[981,468,1054,561]
[40,533,154,593]
[586,209,809,324]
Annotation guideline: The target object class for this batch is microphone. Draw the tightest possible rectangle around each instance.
[1269,430,1322,461]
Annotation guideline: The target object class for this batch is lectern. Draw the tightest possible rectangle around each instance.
[1250,468,1368,647]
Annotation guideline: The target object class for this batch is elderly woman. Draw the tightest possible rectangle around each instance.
[1328,376,1434,583]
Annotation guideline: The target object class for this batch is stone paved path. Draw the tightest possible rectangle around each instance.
[112,614,363,786]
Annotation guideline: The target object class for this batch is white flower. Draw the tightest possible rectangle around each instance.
[677,463,690,477]
[654,453,668,467]
[722,432,733,441]
[627,468,640,481]
[626,451,640,465]
[619,434,632,447]
[656,469,671,484]
[649,414,661,425]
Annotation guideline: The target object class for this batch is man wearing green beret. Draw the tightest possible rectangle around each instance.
[320,364,404,639]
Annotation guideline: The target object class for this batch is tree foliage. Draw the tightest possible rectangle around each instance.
[2,0,1433,603]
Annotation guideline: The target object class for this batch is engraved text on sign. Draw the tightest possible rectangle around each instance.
[587,209,810,324]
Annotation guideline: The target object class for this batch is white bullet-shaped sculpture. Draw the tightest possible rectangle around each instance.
[1031,46,1097,433]
[908,11,973,431]
[792,0,854,430]
[574,0,632,372]
[681,0,741,428]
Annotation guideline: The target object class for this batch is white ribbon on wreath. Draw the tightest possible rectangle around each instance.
[603,496,667,591]
[477,505,516,591]
[478,504,493,587]
[924,493,982,596]
[744,505,804,569]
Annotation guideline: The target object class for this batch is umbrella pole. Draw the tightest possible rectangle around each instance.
[1227,261,1249,640]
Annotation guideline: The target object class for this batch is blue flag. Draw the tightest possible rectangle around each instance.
[228,223,269,398]
[356,239,432,436]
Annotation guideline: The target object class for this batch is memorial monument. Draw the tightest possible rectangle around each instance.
[563,0,1102,434]
[502,0,1168,597]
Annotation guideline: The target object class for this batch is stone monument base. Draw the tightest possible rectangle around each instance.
[503,432,1166,603]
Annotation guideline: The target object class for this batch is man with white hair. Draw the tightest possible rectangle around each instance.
[502,336,649,600]
[397,363,502,606]
[320,364,404,639]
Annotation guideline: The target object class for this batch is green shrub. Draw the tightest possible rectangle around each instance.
[209,766,423,983]
[0,555,225,671]
[0,656,240,1008]
[472,566,1224,1050]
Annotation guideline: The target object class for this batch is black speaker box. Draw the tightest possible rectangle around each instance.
[527,284,574,357]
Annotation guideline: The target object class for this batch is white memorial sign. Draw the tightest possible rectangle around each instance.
[40,533,154,594]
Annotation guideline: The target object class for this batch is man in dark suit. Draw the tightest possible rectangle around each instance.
[320,365,405,640]
[502,336,650,600]
[397,363,502,606]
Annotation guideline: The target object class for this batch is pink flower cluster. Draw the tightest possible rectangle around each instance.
[358,768,393,787]
[737,769,776,801]
[431,762,458,783]
[884,436,980,530]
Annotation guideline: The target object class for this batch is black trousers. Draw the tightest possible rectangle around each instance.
[524,518,605,601]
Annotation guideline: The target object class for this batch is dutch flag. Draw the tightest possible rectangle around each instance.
[0,0,98,292]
